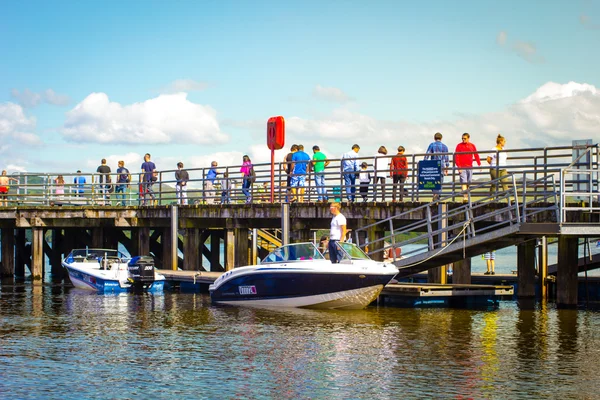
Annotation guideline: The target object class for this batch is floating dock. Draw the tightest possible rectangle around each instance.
[380,282,514,308]
[158,269,514,308]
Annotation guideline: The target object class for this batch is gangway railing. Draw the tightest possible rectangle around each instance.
[355,173,559,264]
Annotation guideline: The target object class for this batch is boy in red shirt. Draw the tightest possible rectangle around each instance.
[390,146,408,201]
[454,132,481,202]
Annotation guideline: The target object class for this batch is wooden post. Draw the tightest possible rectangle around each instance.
[1,227,15,278]
[557,236,578,307]
[209,231,222,272]
[135,227,150,256]
[453,258,471,284]
[183,228,200,271]
[50,229,64,279]
[539,236,548,300]
[91,228,103,248]
[234,227,249,268]
[225,229,235,271]
[15,229,26,278]
[517,240,536,297]
[31,227,44,283]
[162,227,173,270]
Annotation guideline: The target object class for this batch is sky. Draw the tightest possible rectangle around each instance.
[1,0,599,175]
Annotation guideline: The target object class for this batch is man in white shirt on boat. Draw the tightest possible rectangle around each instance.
[328,202,347,263]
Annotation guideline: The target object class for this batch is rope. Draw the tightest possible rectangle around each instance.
[397,219,472,269]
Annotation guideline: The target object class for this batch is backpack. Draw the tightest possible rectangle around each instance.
[120,168,131,183]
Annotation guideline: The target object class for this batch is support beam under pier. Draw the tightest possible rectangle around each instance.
[557,236,578,307]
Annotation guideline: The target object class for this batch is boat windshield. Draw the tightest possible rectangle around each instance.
[69,249,125,260]
[262,243,326,263]
[336,242,371,260]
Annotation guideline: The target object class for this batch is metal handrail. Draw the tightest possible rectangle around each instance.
[354,173,559,261]
[2,143,598,207]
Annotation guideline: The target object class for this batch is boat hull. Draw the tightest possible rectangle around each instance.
[210,270,395,309]
[64,265,165,294]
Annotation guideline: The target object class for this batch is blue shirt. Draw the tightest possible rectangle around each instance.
[341,150,359,172]
[425,141,450,168]
[207,167,218,182]
[74,175,86,193]
[292,151,311,174]
[141,161,156,182]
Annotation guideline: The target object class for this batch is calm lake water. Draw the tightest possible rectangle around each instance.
[1,282,599,399]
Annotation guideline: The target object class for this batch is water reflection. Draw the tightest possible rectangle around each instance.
[1,287,600,399]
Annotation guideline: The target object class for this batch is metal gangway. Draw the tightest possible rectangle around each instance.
[355,173,562,278]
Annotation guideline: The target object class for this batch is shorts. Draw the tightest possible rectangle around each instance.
[484,252,495,260]
[290,175,306,187]
[459,169,473,183]
[0,186,7,194]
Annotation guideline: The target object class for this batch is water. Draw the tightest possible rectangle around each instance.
[1,283,600,399]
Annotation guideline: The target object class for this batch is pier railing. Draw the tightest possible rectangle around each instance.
[4,143,599,207]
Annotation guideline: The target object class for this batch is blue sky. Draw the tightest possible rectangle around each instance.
[1,0,599,175]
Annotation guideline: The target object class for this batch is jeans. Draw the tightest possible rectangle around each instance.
[392,175,406,201]
[328,240,343,263]
[343,172,356,201]
[314,173,327,201]
[115,184,126,205]
[242,177,252,201]
[143,181,155,205]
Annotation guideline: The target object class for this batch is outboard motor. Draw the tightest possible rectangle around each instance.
[127,256,156,290]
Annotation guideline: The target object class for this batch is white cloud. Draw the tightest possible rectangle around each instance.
[312,85,354,103]
[496,31,507,46]
[0,102,37,136]
[159,79,209,94]
[43,89,71,106]
[279,81,600,155]
[10,88,71,107]
[512,41,545,63]
[62,92,229,145]
[496,31,544,64]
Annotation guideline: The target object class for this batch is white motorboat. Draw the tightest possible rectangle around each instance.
[62,248,165,293]
[209,242,398,310]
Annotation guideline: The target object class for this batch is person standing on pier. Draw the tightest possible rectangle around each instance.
[390,146,408,202]
[96,159,111,205]
[425,132,450,201]
[312,145,330,203]
[115,161,130,206]
[141,153,157,206]
[484,251,496,275]
[341,144,360,202]
[358,162,371,202]
[73,170,86,197]
[328,202,347,263]
[175,162,189,205]
[373,146,388,201]
[54,175,65,200]
[487,134,509,194]
[290,144,311,203]
[283,144,298,202]
[206,161,219,204]
[0,170,18,206]
[240,155,254,204]
[454,133,481,203]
